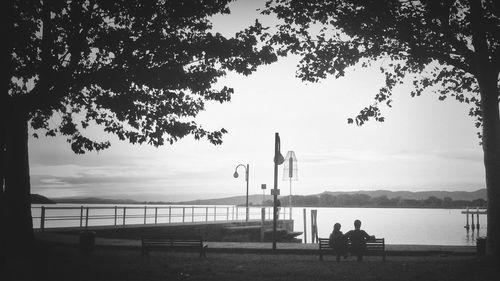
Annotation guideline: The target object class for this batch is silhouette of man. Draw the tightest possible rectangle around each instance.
[345,219,374,261]
[329,223,348,261]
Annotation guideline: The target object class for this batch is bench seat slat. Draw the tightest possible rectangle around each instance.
[141,236,207,258]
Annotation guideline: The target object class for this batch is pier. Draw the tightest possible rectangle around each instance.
[32,205,283,231]
[32,205,299,242]
[461,207,486,232]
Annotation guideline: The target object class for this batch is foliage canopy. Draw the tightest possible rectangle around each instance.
[264,0,500,133]
[8,0,276,153]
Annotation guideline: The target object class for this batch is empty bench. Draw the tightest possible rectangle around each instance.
[141,235,208,258]
[318,237,386,261]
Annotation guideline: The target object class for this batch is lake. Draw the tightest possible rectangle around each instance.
[31,204,485,246]
[289,207,485,246]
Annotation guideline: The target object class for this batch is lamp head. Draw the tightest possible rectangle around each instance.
[274,133,285,165]
[233,171,239,178]
[274,152,284,165]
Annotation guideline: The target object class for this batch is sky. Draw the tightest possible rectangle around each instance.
[29,0,485,202]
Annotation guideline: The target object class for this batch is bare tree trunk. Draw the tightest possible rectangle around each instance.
[1,1,49,278]
[480,77,500,258]
[5,108,34,242]
[470,0,500,259]
[1,103,37,279]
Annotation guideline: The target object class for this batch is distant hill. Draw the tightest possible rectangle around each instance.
[53,197,142,205]
[177,194,274,206]
[31,194,56,204]
[177,189,486,205]
[48,189,487,206]
[321,189,486,201]
[53,194,274,206]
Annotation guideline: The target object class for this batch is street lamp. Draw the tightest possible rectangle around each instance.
[233,164,249,222]
[273,133,285,250]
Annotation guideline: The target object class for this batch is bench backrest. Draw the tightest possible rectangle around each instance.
[318,237,385,250]
[318,238,330,249]
[365,238,385,251]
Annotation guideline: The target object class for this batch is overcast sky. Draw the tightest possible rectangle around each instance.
[29,0,485,202]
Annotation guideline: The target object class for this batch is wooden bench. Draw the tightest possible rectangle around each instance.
[318,237,386,261]
[141,235,208,258]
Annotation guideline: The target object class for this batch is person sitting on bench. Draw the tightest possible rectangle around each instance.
[345,219,375,261]
[328,223,348,261]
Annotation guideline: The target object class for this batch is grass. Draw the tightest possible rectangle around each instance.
[9,244,500,281]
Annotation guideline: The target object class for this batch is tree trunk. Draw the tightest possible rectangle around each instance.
[480,76,500,259]
[5,109,33,241]
[469,0,500,260]
[474,56,500,260]
[0,103,36,278]
[1,0,46,277]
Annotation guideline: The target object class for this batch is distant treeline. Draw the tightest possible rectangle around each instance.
[262,193,487,208]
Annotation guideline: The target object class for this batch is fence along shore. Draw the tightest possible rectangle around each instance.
[33,205,288,231]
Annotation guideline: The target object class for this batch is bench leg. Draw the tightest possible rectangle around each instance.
[200,246,207,258]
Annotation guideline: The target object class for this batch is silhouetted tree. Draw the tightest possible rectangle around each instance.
[472,198,487,207]
[424,196,444,207]
[1,0,276,274]
[263,199,274,206]
[443,196,454,208]
[265,0,500,258]
[319,193,336,206]
[302,195,320,206]
[353,193,372,206]
[393,196,404,207]
[371,195,393,206]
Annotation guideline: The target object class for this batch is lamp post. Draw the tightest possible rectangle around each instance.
[272,133,285,250]
[233,164,249,222]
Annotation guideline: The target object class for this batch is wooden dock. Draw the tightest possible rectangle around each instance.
[32,205,281,231]
[461,207,486,232]
[460,210,487,214]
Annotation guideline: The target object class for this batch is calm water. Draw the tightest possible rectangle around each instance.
[291,207,486,246]
[32,204,485,246]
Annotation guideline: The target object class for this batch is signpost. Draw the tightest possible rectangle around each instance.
[283,151,298,220]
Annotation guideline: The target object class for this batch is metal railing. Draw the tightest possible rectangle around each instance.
[32,205,288,231]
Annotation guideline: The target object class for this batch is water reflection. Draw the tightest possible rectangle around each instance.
[464,229,483,245]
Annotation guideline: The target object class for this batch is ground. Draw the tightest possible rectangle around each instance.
[11,243,498,281]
